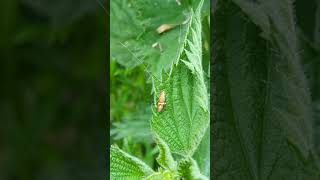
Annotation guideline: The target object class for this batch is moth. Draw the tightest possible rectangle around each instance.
[157,90,166,112]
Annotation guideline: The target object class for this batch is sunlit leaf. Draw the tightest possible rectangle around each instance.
[151,0,209,157]
[110,145,154,179]
[178,157,208,180]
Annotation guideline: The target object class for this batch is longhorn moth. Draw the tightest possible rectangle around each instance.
[157,90,166,112]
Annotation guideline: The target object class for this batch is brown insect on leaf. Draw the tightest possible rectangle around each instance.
[156,15,191,34]
[157,90,166,112]
[156,24,177,34]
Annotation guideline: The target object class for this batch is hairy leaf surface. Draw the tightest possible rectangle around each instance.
[178,157,208,180]
[110,0,191,78]
[111,0,210,79]
[155,136,177,171]
[193,127,210,177]
[110,145,154,179]
[110,0,210,178]
[151,0,209,158]
[213,0,320,179]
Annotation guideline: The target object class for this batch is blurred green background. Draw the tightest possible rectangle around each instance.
[295,0,320,156]
[0,0,107,179]
[110,60,157,168]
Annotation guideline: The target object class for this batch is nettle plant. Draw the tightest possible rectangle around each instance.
[110,0,210,179]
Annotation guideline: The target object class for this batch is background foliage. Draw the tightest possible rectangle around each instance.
[213,0,320,179]
[0,0,106,179]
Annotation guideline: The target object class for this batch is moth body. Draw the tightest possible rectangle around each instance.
[157,91,166,112]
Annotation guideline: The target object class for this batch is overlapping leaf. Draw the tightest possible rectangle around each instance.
[110,0,191,79]
[178,158,208,180]
[213,0,320,179]
[151,0,209,157]
[110,145,154,179]
[192,127,210,177]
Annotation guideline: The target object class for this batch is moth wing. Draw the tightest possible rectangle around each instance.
[157,104,163,112]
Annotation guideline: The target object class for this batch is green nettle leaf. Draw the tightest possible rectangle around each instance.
[110,0,191,78]
[213,0,320,179]
[151,0,209,157]
[110,0,209,179]
[178,158,208,180]
[192,127,210,177]
[146,169,179,180]
[110,145,154,179]
[155,136,177,171]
